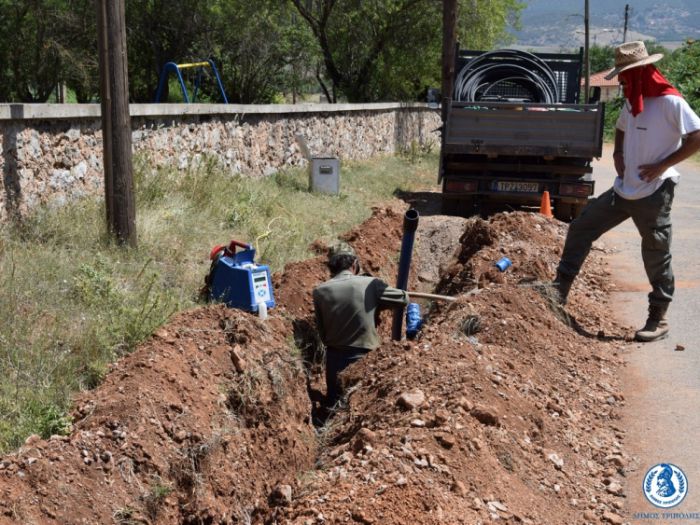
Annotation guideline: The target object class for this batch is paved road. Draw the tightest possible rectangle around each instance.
[592,144,700,524]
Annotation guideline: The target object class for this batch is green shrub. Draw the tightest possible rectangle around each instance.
[603,96,624,140]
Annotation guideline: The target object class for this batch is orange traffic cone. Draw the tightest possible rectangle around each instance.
[540,191,553,218]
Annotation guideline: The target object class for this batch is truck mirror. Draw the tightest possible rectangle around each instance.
[588,86,601,104]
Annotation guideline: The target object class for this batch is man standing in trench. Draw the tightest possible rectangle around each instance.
[313,243,408,406]
[554,41,700,342]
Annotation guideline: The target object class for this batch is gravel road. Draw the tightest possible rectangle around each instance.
[593,144,700,523]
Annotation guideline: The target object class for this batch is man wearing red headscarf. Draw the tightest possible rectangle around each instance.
[553,41,700,342]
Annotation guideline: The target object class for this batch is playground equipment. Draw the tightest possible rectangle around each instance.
[154,59,229,103]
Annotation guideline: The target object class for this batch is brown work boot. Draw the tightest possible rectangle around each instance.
[634,304,669,342]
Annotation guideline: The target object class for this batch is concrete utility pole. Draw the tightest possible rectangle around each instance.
[96,0,136,246]
[623,4,630,43]
[441,0,458,123]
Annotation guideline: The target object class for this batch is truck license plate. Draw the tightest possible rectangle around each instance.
[495,181,539,193]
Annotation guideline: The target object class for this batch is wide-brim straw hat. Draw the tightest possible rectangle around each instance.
[604,41,663,80]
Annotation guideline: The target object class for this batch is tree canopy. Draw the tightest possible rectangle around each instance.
[589,44,615,74]
[290,0,523,102]
[0,0,523,104]
[0,0,84,102]
[665,39,700,110]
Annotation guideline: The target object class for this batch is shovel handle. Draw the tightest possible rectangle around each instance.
[406,291,457,303]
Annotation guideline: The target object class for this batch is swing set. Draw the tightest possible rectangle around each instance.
[154,59,229,103]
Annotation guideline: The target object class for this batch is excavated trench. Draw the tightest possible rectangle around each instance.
[0,206,635,525]
[265,209,635,525]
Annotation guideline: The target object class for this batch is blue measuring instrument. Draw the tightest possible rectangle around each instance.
[208,240,275,313]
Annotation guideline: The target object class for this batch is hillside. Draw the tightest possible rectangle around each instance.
[515,0,700,48]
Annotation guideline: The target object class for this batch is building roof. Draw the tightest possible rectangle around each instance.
[583,69,619,88]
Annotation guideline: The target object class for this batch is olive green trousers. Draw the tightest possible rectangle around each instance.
[557,179,675,308]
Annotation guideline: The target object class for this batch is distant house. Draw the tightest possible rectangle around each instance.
[583,69,620,102]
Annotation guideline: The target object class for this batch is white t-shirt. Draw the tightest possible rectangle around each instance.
[615,95,700,199]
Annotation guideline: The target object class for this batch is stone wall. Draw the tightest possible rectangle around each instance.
[0,103,440,220]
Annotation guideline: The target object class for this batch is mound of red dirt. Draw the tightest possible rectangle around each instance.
[273,205,407,321]
[0,308,316,524]
[0,207,632,525]
[272,212,632,525]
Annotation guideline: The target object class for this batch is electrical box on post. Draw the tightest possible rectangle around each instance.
[309,157,340,194]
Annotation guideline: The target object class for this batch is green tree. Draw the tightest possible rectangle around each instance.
[0,0,77,102]
[589,44,615,74]
[209,0,319,104]
[62,0,99,103]
[291,0,522,103]
[0,0,524,104]
[119,1,314,104]
[665,40,700,111]
[125,0,213,102]
[457,0,522,49]
[0,0,11,101]
[276,9,325,103]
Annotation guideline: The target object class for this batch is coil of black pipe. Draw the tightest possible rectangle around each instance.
[454,49,560,103]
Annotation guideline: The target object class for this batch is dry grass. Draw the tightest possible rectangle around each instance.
[0,151,438,452]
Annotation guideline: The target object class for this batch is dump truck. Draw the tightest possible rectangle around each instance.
[440,48,605,221]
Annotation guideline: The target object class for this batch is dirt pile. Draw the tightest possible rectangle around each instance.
[0,207,633,525]
[272,212,633,525]
[0,206,413,525]
[273,205,408,321]
[0,308,315,524]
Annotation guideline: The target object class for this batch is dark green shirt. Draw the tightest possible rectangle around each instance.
[313,270,408,350]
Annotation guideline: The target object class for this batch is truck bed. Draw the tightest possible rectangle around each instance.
[444,101,604,159]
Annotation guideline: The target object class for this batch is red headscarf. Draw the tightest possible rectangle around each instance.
[619,65,682,117]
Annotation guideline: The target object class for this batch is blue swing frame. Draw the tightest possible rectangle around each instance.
[154,59,229,103]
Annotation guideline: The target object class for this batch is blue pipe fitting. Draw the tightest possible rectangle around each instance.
[405,302,423,339]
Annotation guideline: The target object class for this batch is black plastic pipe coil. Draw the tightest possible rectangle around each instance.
[454,49,560,103]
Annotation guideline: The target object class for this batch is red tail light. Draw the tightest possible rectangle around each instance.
[559,183,593,197]
[445,180,478,193]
